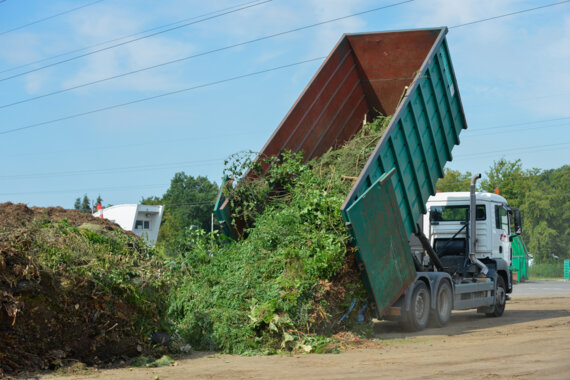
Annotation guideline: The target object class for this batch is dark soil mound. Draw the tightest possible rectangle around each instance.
[0,202,123,231]
[0,204,166,376]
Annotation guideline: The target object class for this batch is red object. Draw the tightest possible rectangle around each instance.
[252,29,441,175]
[494,188,500,195]
[96,204,102,210]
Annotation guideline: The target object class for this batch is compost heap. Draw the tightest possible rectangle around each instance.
[0,203,169,376]
[169,116,391,354]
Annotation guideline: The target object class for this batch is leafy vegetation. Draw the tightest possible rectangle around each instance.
[436,168,473,192]
[142,173,218,256]
[0,207,172,374]
[31,220,170,330]
[167,116,391,354]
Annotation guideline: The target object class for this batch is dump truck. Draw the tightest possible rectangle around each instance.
[214,27,518,330]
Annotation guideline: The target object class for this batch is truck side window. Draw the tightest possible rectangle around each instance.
[430,205,485,222]
[495,205,508,231]
[475,205,486,220]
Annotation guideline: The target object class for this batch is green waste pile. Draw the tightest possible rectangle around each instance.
[0,204,170,376]
[168,116,391,354]
[0,115,391,376]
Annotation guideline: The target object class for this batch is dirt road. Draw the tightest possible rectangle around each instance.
[46,281,570,379]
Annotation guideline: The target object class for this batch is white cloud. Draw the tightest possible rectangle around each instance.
[402,0,570,118]
[54,2,195,93]
[305,0,369,55]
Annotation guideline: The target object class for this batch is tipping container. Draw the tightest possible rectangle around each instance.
[215,27,467,317]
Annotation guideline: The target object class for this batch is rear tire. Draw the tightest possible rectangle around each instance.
[401,281,430,331]
[486,275,506,317]
[430,280,452,327]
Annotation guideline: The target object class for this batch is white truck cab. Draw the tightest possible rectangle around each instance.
[389,176,520,331]
[423,192,512,266]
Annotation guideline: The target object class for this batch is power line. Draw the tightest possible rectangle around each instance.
[0,0,104,37]
[163,201,216,207]
[0,183,168,196]
[0,0,413,84]
[455,142,570,159]
[0,0,267,75]
[450,0,570,29]
[0,0,563,111]
[468,122,570,137]
[4,119,570,181]
[2,130,265,159]
[0,57,326,135]
[1,1,566,133]
[0,0,273,82]
[3,141,567,196]
[453,146,569,161]
[0,158,224,180]
[469,116,570,132]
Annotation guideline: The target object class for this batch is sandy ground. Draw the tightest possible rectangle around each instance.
[45,281,570,380]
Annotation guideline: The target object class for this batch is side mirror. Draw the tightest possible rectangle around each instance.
[429,209,441,224]
[513,208,523,234]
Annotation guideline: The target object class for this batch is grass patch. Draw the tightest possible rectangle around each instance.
[529,262,564,279]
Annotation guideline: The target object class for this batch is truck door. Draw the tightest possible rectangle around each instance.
[494,204,511,264]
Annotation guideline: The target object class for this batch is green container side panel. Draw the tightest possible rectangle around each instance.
[564,260,570,280]
[342,37,467,241]
[510,234,530,282]
[345,169,417,316]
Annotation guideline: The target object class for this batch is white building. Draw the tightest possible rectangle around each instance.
[94,204,164,246]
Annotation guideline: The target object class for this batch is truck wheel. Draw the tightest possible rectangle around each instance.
[402,281,430,331]
[486,275,506,317]
[430,280,452,327]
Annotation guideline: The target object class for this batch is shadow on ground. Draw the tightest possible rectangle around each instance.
[374,303,570,339]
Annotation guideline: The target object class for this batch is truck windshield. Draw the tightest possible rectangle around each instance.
[430,205,486,222]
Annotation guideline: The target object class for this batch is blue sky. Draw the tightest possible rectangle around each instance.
[1,0,569,209]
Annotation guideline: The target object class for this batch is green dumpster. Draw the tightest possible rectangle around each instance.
[510,234,530,282]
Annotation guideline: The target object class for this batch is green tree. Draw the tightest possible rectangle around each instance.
[75,195,104,211]
[522,165,569,262]
[479,158,539,208]
[479,160,569,263]
[74,194,92,213]
[436,168,473,192]
[142,173,218,253]
[81,195,91,213]
[74,197,81,211]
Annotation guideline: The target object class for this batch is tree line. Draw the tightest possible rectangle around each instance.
[141,173,218,255]
[74,194,103,213]
[79,159,567,264]
[437,159,569,264]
